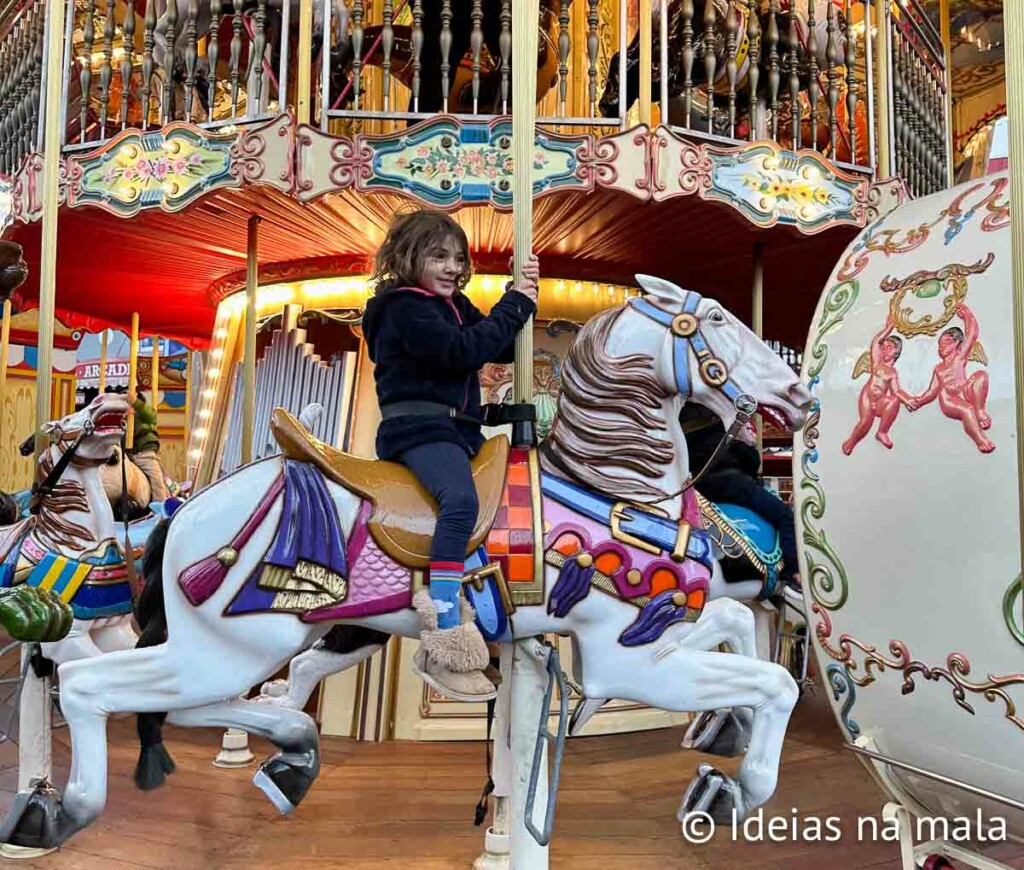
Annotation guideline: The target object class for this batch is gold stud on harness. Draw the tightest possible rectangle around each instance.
[671,313,698,337]
[699,358,729,387]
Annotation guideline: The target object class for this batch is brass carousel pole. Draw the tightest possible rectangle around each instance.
[98,328,109,393]
[0,299,10,397]
[242,216,260,466]
[874,0,892,177]
[752,243,764,463]
[1003,0,1024,665]
[509,0,547,866]
[126,312,140,449]
[938,0,954,187]
[20,0,68,795]
[151,335,160,426]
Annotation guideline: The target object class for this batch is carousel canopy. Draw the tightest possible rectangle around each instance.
[10,185,855,350]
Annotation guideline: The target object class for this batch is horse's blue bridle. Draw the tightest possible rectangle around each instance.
[627,293,751,409]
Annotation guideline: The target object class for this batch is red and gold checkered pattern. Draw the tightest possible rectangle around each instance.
[486,448,543,603]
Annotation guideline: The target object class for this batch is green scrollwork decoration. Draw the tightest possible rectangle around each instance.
[1004,574,1024,648]
[798,278,859,612]
[800,478,849,610]
[806,279,860,381]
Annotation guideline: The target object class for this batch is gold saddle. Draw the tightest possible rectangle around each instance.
[270,408,509,569]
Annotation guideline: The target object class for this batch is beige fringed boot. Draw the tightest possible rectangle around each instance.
[412,590,498,702]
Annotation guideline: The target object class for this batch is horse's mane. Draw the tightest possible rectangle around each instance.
[31,452,94,551]
[545,306,675,501]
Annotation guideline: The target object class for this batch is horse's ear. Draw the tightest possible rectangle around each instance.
[18,434,35,456]
[635,274,688,303]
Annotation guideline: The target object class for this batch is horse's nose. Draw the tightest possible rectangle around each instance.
[787,380,812,410]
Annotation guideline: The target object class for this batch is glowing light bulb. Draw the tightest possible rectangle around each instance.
[203,389,216,399]
[189,449,202,459]
[194,428,208,440]
[207,368,220,379]
[216,328,228,339]
[198,409,211,418]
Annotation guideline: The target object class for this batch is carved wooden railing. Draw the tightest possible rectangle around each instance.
[885,0,948,196]
[0,0,953,194]
[61,0,287,148]
[0,0,45,173]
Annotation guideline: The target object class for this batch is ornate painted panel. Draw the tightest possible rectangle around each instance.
[793,172,1024,836]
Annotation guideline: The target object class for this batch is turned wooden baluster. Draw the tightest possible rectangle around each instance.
[252,0,268,113]
[142,0,156,128]
[122,0,136,129]
[499,0,510,113]
[207,0,222,122]
[0,40,11,172]
[383,0,396,112]
[99,0,115,136]
[471,0,483,113]
[184,0,199,121]
[587,0,599,116]
[807,0,818,150]
[895,39,910,191]
[230,0,243,116]
[11,20,29,167]
[703,0,716,133]
[412,0,424,111]
[825,0,837,155]
[681,0,694,129]
[917,59,933,191]
[725,2,738,138]
[351,0,364,111]
[557,0,569,117]
[81,0,96,141]
[17,16,33,162]
[1,29,17,171]
[767,0,779,140]
[747,2,761,139]
[440,0,452,113]
[787,3,798,147]
[162,0,178,122]
[27,5,43,153]
[844,0,856,160]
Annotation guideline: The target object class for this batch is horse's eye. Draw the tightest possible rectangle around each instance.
[709,309,725,323]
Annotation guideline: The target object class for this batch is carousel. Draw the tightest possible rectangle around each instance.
[0,0,980,865]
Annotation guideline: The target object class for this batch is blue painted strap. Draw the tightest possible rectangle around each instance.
[541,473,713,568]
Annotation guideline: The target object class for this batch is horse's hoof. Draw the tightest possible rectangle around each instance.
[0,782,74,850]
[568,697,606,736]
[681,709,750,757]
[253,751,318,816]
[135,742,176,791]
[678,763,746,825]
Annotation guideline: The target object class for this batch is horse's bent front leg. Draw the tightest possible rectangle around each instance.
[169,699,322,814]
[0,646,175,849]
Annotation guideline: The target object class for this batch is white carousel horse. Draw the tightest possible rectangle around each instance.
[0,275,811,851]
[0,395,142,666]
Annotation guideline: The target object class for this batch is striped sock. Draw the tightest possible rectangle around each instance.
[429,561,464,630]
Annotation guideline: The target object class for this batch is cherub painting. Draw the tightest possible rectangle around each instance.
[904,303,994,453]
[842,315,912,454]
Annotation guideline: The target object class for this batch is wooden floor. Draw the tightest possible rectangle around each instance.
[0,684,1021,869]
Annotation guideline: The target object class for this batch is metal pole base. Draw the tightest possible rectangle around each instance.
[213,728,255,768]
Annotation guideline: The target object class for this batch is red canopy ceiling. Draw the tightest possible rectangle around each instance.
[10,184,856,350]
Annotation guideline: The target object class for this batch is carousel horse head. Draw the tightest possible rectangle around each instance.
[20,392,132,468]
[626,275,811,439]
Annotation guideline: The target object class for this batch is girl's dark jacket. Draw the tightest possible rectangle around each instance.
[362,285,536,460]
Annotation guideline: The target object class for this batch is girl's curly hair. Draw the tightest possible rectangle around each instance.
[370,209,473,295]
